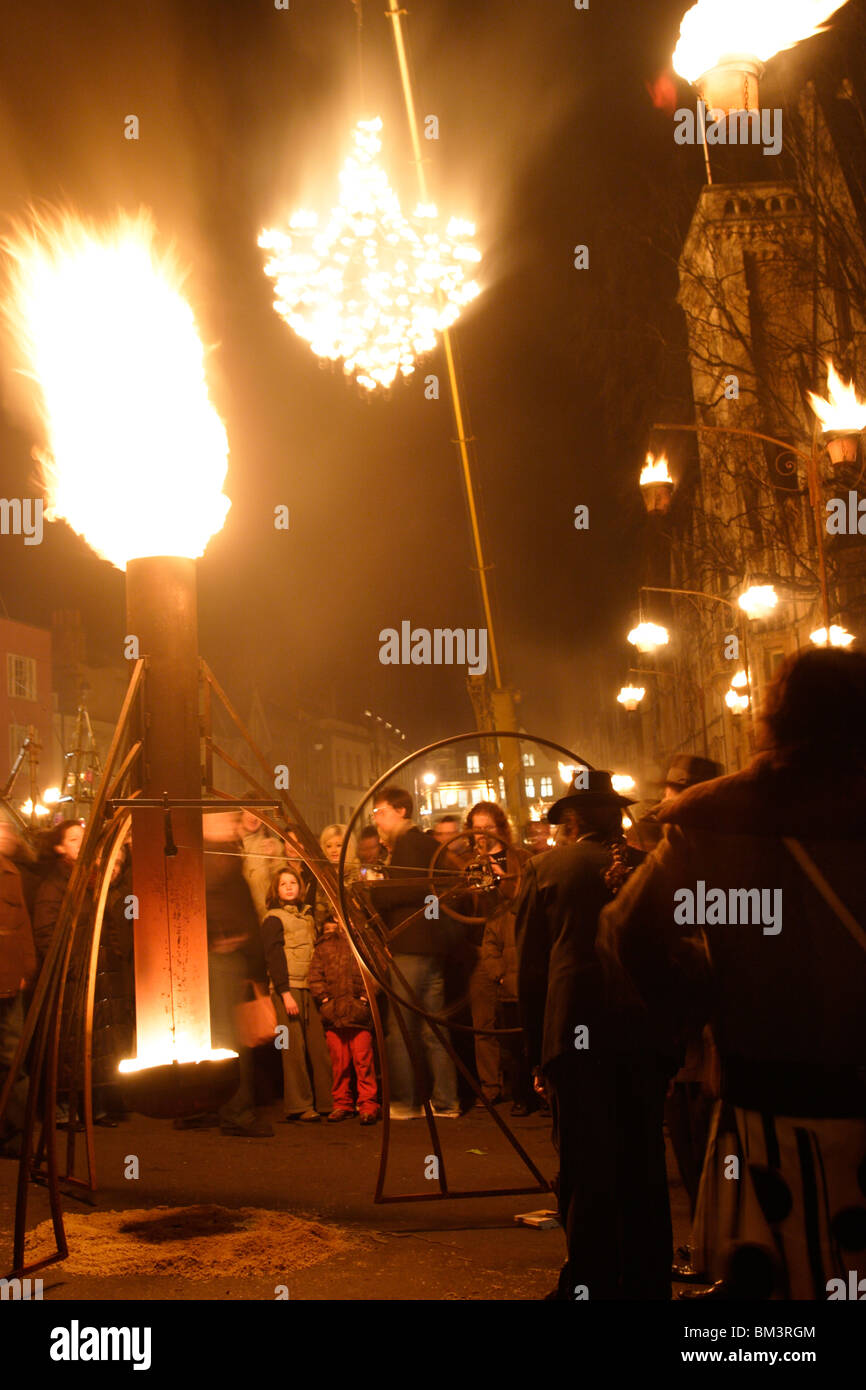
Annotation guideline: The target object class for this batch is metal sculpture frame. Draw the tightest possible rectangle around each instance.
[0,653,592,1273]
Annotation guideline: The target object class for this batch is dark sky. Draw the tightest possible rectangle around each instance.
[0,0,855,755]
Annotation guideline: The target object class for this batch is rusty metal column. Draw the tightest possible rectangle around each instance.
[125,557,212,1064]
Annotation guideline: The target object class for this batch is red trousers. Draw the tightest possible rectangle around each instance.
[325,1027,379,1113]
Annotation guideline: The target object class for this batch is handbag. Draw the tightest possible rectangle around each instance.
[235,980,279,1048]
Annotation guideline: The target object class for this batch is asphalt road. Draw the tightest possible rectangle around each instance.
[0,1105,692,1301]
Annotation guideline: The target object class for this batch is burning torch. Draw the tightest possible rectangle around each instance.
[3,209,237,1115]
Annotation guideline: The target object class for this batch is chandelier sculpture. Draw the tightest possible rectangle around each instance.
[259,117,481,392]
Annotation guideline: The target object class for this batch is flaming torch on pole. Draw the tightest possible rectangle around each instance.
[671,1,849,182]
[3,209,237,1113]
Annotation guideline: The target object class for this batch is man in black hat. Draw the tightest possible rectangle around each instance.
[515,768,672,1299]
[629,754,723,852]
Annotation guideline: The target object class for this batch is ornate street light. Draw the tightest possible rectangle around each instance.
[616,685,646,711]
[810,625,855,648]
[738,584,778,621]
[639,452,674,516]
[673,1,846,112]
[808,361,866,471]
[725,687,750,715]
[627,621,670,654]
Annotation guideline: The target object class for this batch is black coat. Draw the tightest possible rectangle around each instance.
[514,836,644,1071]
[368,825,454,955]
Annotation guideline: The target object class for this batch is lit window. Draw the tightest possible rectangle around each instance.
[458,789,468,808]
[466,754,480,774]
[522,752,535,768]
[498,777,505,799]
[7,654,36,702]
[524,778,535,798]
[540,776,553,797]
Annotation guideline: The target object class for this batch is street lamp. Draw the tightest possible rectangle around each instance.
[639,453,674,515]
[808,361,866,472]
[616,685,646,711]
[738,584,778,621]
[810,625,855,648]
[627,622,670,654]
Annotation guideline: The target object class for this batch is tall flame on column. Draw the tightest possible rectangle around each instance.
[2,209,230,570]
[259,117,481,392]
[672,0,848,84]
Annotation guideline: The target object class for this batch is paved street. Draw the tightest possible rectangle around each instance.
[0,1106,692,1300]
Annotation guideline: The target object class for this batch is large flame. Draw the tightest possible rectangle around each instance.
[808,360,866,433]
[2,210,231,570]
[672,0,847,83]
[640,452,673,486]
[259,117,481,392]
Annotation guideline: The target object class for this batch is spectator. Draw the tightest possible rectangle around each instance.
[523,819,552,855]
[309,918,380,1125]
[368,786,459,1119]
[314,823,359,934]
[185,811,274,1138]
[598,648,866,1301]
[32,819,84,965]
[0,819,37,1157]
[262,868,333,1121]
[432,814,461,849]
[357,825,386,870]
[240,810,287,921]
[515,769,660,1300]
[455,800,523,1109]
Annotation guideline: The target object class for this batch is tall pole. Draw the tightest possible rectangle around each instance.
[384,0,527,821]
[384,0,501,693]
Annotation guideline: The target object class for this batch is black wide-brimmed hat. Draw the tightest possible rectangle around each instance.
[548,768,634,824]
[663,754,722,790]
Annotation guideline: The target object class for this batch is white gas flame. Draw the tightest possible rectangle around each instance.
[2,210,231,571]
[673,1,847,84]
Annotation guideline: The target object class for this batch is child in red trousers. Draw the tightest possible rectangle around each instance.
[308,918,380,1125]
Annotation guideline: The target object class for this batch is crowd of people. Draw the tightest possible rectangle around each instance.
[1,646,863,1303]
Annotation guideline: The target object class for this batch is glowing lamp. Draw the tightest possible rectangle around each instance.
[725,688,750,714]
[673,2,846,111]
[611,774,636,795]
[730,669,749,689]
[810,625,854,648]
[627,622,670,654]
[616,685,646,711]
[639,453,674,515]
[808,362,866,471]
[738,585,778,620]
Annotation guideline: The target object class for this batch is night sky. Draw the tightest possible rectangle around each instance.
[0,0,856,754]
